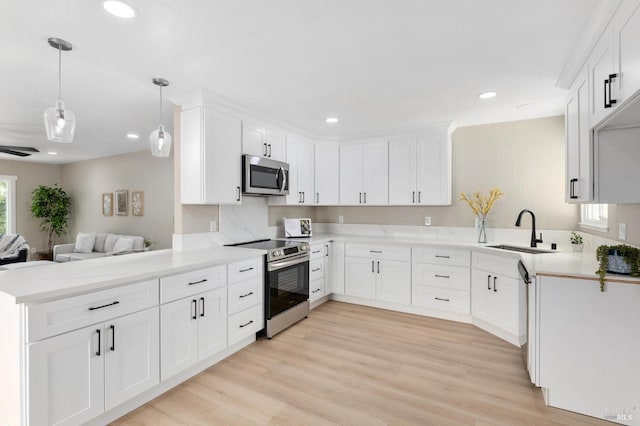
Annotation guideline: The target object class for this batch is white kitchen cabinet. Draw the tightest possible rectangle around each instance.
[589,27,619,127]
[180,104,242,205]
[345,256,377,299]
[242,120,285,161]
[339,141,388,205]
[376,259,411,305]
[309,242,332,305]
[276,136,314,205]
[266,127,286,162]
[28,307,160,425]
[314,142,340,205]
[615,0,640,102]
[389,128,452,206]
[160,287,227,380]
[331,241,345,295]
[565,65,592,202]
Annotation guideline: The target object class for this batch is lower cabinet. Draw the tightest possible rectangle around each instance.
[160,287,227,380]
[309,242,332,305]
[28,307,160,426]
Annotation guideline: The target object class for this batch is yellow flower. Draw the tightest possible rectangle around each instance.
[459,187,504,217]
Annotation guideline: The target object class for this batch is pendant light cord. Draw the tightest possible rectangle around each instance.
[159,85,163,126]
[57,45,62,101]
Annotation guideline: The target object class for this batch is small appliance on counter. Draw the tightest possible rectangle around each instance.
[284,218,312,238]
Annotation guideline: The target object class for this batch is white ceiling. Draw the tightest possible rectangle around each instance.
[0,0,597,164]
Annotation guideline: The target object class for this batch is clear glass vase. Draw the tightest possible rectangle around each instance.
[477,216,487,244]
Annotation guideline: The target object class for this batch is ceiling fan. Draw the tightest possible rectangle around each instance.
[0,145,40,157]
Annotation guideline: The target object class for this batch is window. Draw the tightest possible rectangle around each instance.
[580,203,608,231]
[0,175,17,234]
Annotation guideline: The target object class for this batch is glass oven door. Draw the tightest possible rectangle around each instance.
[266,255,309,319]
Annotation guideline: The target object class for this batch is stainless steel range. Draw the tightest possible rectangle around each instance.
[228,239,310,338]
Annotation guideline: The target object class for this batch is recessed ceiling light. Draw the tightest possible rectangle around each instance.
[478,91,497,100]
[325,117,339,124]
[47,151,58,156]
[516,103,537,110]
[103,1,136,19]
[126,133,139,139]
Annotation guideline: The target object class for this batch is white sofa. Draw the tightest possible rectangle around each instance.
[54,232,145,262]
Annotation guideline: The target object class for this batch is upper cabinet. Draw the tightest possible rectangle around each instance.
[339,140,389,205]
[388,125,452,206]
[588,27,618,126]
[180,104,242,205]
[242,120,285,162]
[565,65,592,203]
[272,135,314,205]
[614,0,640,102]
[314,142,340,205]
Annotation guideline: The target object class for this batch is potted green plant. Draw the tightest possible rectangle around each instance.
[144,240,152,251]
[569,231,584,252]
[596,244,640,292]
[30,184,71,259]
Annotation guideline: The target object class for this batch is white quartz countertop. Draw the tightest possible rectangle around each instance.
[285,233,640,285]
[0,247,266,304]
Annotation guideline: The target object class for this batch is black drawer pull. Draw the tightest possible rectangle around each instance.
[191,299,197,320]
[110,325,115,351]
[435,255,450,259]
[200,297,205,317]
[312,250,321,254]
[312,267,321,272]
[188,279,208,286]
[89,301,120,311]
[435,297,450,302]
[239,320,254,328]
[239,292,254,298]
[370,250,382,253]
[312,288,321,293]
[434,274,450,279]
[239,267,254,273]
[96,329,101,356]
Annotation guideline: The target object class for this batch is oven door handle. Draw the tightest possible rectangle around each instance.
[267,254,310,271]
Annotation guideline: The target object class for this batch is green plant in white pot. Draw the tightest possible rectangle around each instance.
[570,231,584,252]
[31,184,71,256]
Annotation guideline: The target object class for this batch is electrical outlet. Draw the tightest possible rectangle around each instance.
[30,247,37,254]
[210,220,217,232]
[619,223,627,240]
[424,216,431,226]
[338,215,344,224]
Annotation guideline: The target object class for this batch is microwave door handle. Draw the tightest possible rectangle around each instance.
[279,167,286,192]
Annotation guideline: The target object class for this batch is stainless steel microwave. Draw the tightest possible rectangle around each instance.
[242,154,289,196]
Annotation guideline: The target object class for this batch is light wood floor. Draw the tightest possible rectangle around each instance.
[113,301,611,425]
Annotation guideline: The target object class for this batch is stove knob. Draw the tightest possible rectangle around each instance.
[302,243,309,251]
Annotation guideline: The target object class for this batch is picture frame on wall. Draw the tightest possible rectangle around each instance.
[115,190,128,216]
[102,193,113,216]
[132,191,144,216]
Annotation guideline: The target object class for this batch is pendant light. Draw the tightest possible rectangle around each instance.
[43,37,76,143]
[149,78,172,157]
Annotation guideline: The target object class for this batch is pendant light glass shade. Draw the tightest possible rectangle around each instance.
[44,38,75,143]
[149,78,172,157]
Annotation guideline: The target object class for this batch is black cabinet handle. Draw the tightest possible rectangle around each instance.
[359,192,362,204]
[96,329,101,356]
[435,255,450,259]
[312,250,321,254]
[371,260,374,273]
[191,299,197,320]
[302,192,305,203]
[434,274,450,279]
[364,192,367,204]
[325,245,329,257]
[493,276,497,292]
[377,261,380,274]
[239,291,254,298]
[236,186,241,202]
[239,267,254,272]
[312,288,321,293]
[312,267,321,272]
[487,275,491,290]
[316,192,319,204]
[412,191,415,203]
[418,191,421,203]
[89,300,120,311]
[569,178,578,199]
[200,297,205,317]
[239,320,254,328]
[110,325,115,351]
[268,144,272,157]
[605,73,618,108]
[370,250,382,253]
[435,297,450,302]
[263,143,267,156]
[188,279,208,286]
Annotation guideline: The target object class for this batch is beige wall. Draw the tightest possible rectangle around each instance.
[0,160,63,252]
[270,116,579,230]
[581,204,640,247]
[62,150,174,249]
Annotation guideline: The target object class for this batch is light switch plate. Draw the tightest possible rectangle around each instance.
[210,221,217,232]
[338,215,344,224]
[424,216,431,226]
[619,223,627,240]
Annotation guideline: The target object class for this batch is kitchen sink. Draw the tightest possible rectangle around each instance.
[487,244,554,254]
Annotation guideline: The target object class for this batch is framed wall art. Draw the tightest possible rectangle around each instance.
[102,193,113,216]
[115,190,128,216]
[132,191,144,216]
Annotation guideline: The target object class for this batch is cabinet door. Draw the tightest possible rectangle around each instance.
[242,120,267,157]
[492,275,521,336]
[160,298,199,380]
[345,257,376,299]
[197,287,228,361]
[314,142,340,205]
[204,108,242,204]
[104,308,160,410]
[565,66,592,202]
[323,243,332,296]
[471,268,493,323]
[416,134,451,205]
[615,0,640,102]
[284,139,300,205]
[339,144,364,205]
[388,138,417,205]
[331,242,346,295]
[28,326,104,426]
[266,128,286,161]
[298,140,315,205]
[376,260,411,305]
[180,106,204,204]
[362,141,388,205]
[589,28,617,126]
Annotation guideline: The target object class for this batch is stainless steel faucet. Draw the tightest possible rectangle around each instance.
[515,209,543,248]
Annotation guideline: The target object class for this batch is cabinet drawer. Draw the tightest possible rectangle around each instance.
[27,279,159,342]
[310,278,325,302]
[228,304,263,346]
[412,263,470,291]
[412,285,470,314]
[345,243,410,261]
[310,258,325,281]
[412,246,470,267]
[310,244,325,260]
[228,257,263,284]
[473,252,520,278]
[228,276,263,315]
[160,266,226,303]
